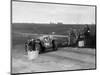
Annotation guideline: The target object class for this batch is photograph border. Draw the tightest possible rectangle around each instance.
[11,0,97,74]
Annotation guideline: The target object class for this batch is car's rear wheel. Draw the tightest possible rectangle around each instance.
[52,40,58,51]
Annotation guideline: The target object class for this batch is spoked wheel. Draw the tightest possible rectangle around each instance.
[25,45,30,55]
[35,43,41,54]
[52,40,58,51]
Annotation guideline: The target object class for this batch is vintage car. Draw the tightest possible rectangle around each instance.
[25,35,58,54]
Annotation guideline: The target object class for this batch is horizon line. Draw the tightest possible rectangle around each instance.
[12,22,95,25]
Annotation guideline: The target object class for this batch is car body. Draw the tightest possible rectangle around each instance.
[36,35,58,53]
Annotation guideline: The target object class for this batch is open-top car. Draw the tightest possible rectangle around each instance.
[35,35,58,53]
[25,35,58,54]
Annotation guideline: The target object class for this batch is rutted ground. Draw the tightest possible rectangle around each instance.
[12,44,95,73]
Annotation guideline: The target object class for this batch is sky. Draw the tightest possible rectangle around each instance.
[12,1,95,24]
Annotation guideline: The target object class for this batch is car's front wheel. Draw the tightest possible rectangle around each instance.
[35,43,41,53]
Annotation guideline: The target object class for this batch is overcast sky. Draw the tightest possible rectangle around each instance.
[12,1,95,24]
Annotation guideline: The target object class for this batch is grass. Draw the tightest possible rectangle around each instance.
[11,23,96,48]
[12,23,96,35]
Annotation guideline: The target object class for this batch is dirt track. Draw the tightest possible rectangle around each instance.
[12,44,96,74]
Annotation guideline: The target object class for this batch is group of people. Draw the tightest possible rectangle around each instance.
[78,25,91,47]
[67,25,91,47]
[24,35,55,54]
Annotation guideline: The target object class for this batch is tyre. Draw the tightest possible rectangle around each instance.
[25,44,27,54]
[40,41,45,53]
[52,40,58,51]
[35,43,41,53]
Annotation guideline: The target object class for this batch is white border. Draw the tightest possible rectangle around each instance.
[0,0,99,75]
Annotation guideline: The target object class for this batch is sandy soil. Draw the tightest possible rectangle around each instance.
[12,44,96,74]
